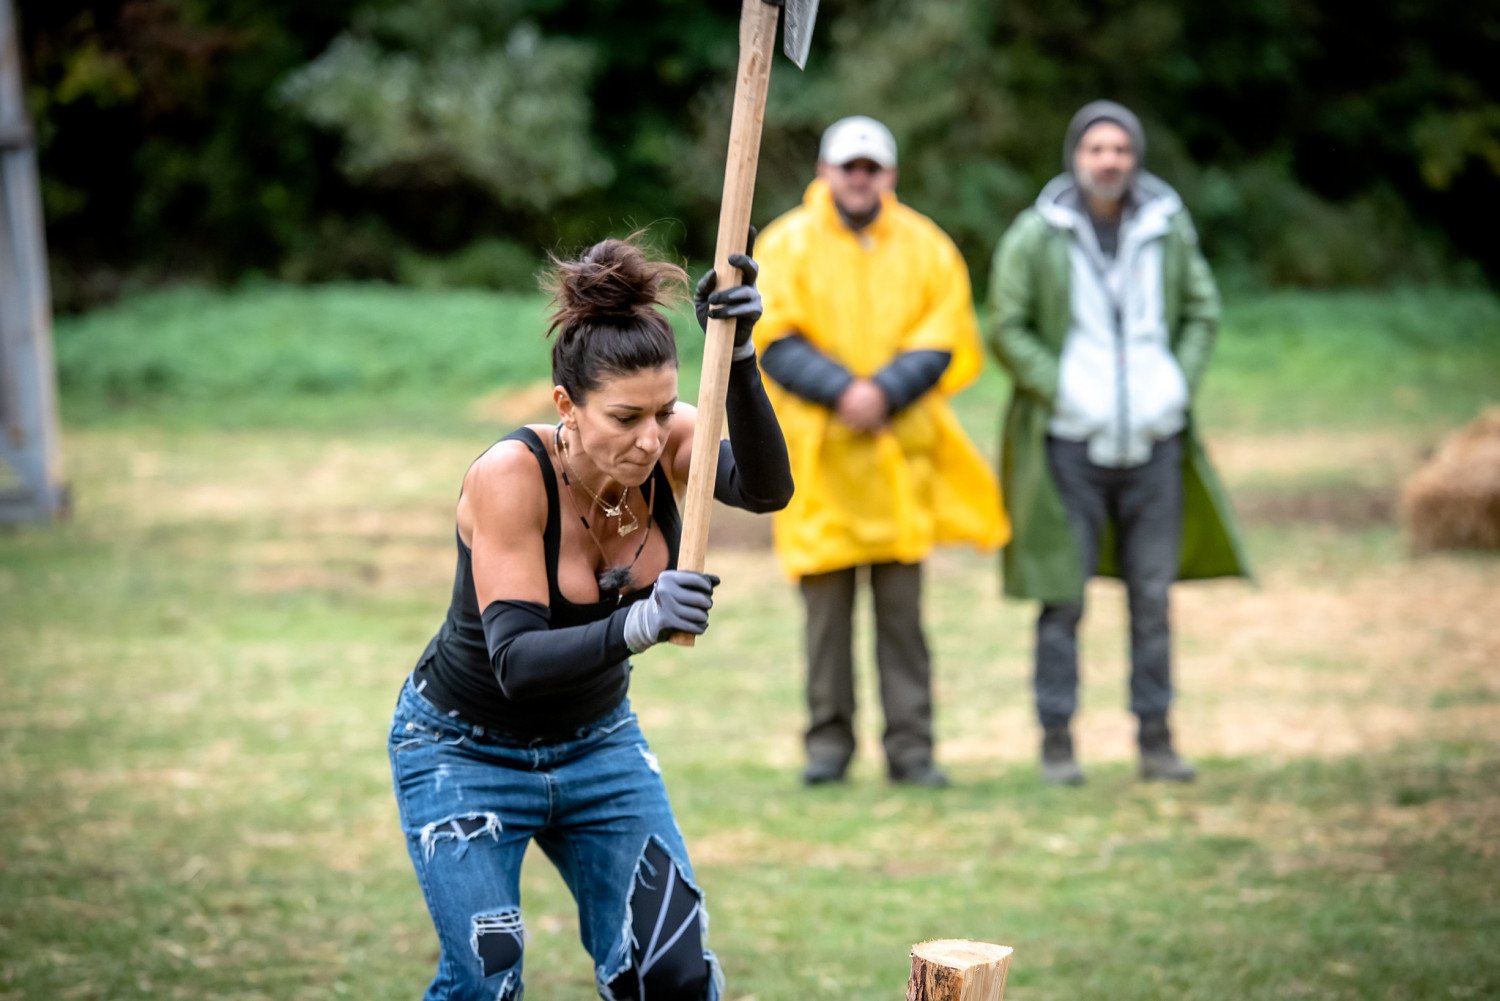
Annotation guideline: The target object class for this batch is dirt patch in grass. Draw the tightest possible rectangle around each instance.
[1185,550,1498,755]
[936,545,1498,771]
[1233,483,1396,527]
[1200,428,1440,529]
[697,427,1500,778]
[1208,428,1432,483]
[74,424,1499,775]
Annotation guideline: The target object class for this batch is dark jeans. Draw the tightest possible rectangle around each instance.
[1036,434,1183,728]
[799,561,934,773]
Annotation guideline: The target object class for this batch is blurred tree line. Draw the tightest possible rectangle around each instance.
[22,0,1499,310]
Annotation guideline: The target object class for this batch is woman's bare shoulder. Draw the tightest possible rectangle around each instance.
[459,429,551,532]
[466,430,548,484]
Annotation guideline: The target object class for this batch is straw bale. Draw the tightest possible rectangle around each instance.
[1399,407,1500,551]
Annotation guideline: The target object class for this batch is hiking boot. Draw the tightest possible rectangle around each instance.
[889,762,951,789]
[801,758,849,786]
[1040,723,1085,785]
[1138,715,1197,782]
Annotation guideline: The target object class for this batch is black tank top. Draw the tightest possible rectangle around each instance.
[412,427,681,737]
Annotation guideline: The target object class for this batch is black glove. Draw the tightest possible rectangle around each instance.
[694,228,761,348]
[622,570,721,652]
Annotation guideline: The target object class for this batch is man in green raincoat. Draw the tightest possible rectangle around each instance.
[987,100,1251,786]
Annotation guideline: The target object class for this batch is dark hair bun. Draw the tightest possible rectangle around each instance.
[544,235,687,338]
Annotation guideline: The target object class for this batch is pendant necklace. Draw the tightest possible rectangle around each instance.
[555,424,656,597]
[557,424,640,536]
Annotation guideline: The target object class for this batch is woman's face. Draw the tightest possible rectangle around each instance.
[561,364,679,487]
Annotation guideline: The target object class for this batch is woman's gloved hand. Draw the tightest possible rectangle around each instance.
[694,228,761,349]
[622,570,721,652]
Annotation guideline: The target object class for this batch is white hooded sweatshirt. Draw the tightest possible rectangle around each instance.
[1035,171,1191,468]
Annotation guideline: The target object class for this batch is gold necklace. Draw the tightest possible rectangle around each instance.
[557,425,640,537]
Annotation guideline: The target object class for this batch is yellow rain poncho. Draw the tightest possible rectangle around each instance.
[753,180,1010,580]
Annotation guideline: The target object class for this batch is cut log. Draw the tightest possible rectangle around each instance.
[907,940,1013,1001]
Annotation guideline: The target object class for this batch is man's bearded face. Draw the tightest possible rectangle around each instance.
[1074,121,1136,204]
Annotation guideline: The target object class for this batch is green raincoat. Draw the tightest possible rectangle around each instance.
[986,199,1251,603]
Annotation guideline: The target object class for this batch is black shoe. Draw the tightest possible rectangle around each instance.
[1040,723,1086,786]
[801,759,848,786]
[889,762,950,789]
[1138,715,1197,783]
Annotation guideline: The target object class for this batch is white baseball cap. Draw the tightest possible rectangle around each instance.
[818,116,898,169]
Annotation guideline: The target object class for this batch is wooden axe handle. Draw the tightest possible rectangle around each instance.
[669,0,780,647]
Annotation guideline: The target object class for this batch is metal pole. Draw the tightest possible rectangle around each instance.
[0,0,67,522]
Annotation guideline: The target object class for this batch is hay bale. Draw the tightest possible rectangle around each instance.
[1400,406,1500,551]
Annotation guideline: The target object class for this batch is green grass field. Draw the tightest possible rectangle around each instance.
[3,283,1498,1000]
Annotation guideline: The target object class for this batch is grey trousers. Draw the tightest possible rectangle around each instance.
[1036,434,1183,728]
[799,561,933,772]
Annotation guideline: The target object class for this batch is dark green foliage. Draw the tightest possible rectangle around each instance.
[21,0,370,304]
[278,0,610,212]
[394,237,542,292]
[764,0,1496,288]
[19,0,1499,306]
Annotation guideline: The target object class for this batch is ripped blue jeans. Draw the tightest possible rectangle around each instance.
[389,677,723,1001]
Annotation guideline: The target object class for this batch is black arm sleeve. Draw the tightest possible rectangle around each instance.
[759,334,855,408]
[713,353,795,513]
[480,599,632,700]
[870,350,952,415]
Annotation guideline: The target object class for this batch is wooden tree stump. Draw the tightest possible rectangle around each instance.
[907,940,1013,1001]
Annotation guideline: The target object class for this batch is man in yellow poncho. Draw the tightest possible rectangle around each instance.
[753,116,1010,788]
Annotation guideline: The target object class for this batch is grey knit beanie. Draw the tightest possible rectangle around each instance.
[1063,100,1146,172]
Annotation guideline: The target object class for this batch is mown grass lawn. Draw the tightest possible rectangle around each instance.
[2,283,1497,1000]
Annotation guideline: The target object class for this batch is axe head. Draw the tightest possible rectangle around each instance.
[777,0,820,70]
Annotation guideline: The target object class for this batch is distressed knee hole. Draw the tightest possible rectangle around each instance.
[472,907,524,978]
[419,811,501,861]
[605,838,710,1001]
